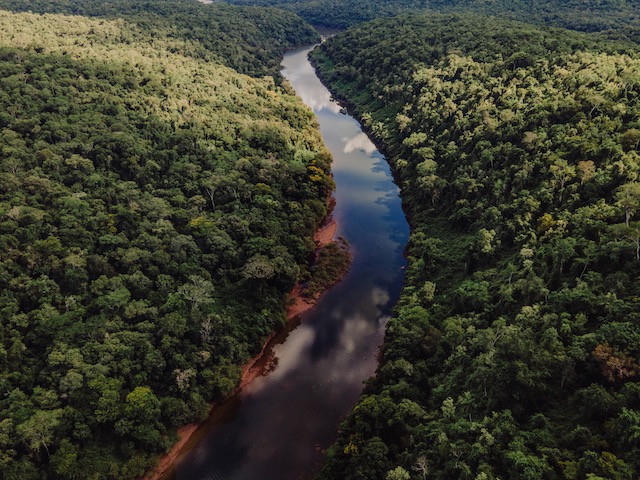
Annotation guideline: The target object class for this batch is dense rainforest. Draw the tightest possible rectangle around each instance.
[0,5,334,479]
[0,0,319,78]
[311,14,640,480]
[225,0,640,37]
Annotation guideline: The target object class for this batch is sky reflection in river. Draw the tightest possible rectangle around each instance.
[172,45,409,480]
[343,132,377,154]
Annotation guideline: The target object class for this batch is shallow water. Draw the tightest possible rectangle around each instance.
[172,44,409,480]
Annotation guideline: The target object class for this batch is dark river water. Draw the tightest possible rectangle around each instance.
[171,44,409,480]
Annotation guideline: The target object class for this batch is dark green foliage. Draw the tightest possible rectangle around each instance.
[0,0,319,78]
[226,0,640,36]
[0,8,332,480]
[312,13,640,480]
[303,239,351,298]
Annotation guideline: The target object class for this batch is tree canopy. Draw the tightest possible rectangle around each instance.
[0,0,319,78]
[312,13,640,480]
[226,0,640,38]
[0,7,332,479]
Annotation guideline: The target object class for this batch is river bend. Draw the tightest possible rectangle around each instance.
[171,44,409,480]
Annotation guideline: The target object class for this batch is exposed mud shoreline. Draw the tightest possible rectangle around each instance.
[143,217,340,480]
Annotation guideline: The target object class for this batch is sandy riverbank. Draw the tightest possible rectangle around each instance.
[143,217,339,480]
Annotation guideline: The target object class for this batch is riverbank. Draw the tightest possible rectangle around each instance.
[147,43,408,480]
[143,216,340,480]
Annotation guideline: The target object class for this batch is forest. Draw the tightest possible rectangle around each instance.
[0,5,334,479]
[225,0,640,36]
[311,13,640,480]
[0,0,319,78]
[3,0,640,479]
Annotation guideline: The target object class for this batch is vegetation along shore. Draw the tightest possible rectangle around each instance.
[2,0,640,479]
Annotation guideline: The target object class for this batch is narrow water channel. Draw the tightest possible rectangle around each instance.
[171,44,410,480]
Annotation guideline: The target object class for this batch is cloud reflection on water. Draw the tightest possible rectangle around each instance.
[323,311,381,386]
[343,132,377,154]
[249,325,316,391]
[371,286,390,308]
[295,86,342,114]
[176,45,409,480]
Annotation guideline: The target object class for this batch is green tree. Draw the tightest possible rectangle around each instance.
[615,182,640,226]
[16,409,63,457]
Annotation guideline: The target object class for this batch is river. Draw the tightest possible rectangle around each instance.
[169,44,409,480]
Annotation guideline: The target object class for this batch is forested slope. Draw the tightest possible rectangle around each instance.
[311,14,640,480]
[0,0,319,78]
[225,0,640,35]
[0,9,333,479]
